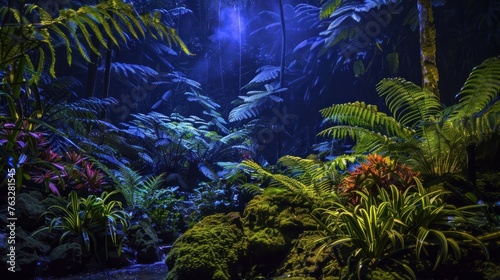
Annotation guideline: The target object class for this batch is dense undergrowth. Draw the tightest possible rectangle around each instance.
[0,0,499,279]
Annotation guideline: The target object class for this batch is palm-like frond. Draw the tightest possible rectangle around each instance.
[242,65,280,90]
[320,102,415,139]
[452,56,500,119]
[377,78,442,132]
[319,0,342,19]
[229,84,286,122]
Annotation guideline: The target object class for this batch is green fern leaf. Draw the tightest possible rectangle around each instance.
[320,0,342,19]
[454,57,500,118]
[377,78,442,132]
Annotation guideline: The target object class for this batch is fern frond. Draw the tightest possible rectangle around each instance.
[453,57,500,118]
[320,0,342,19]
[141,10,191,55]
[239,183,263,196]
[110,62,158,82]
[198,161,219,181]
[229,85,286,122]
[320,102,414,139]
[327,154,365,171]
[114,165,144,208]
[377,78,442,131]
[243,65,280,89]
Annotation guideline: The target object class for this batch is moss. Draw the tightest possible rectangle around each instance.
[366,268,409,280]
[243,193,316,235]
[242,193,319,275]
[248,228,286,254]
[278,233,340,279]
[165,212,244,280]
[166,192,321,279]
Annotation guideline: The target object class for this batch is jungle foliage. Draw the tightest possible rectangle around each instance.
[319,57,500,175]
[1,0,499,278]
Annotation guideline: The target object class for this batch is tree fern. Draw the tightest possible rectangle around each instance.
[319,57,500,175]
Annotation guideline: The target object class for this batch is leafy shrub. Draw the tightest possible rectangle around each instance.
[315,181,489,279]
[33,190,129,260]
[338,154,419,204]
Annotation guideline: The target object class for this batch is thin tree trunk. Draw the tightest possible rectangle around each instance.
[85,50,99,98]
[100,47,112,120]
[278,0,286,88]
[417,0,440,99]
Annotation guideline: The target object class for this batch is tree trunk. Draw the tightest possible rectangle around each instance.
[100,47,112,120]
[278,0,286,88]
[417,0,440,99]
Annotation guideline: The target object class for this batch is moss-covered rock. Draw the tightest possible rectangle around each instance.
[243,193,318,275]
[165,192,320,279]
[165,212,245,280]
[278,233,340,279]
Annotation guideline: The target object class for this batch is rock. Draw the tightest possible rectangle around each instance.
[17,228,51,255]
[242,193,317,273]
[16,192,46,231]
[40,194,68,210]
[105,250,132,268]
[48,243,84,276]
[0,227,50,279]
[279,233,340,278]
[127,220,159,264]
[166,212,245,280]
[165,192,319,279]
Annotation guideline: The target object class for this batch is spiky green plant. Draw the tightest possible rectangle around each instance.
[33,190,129,260]
[314,181,490,279]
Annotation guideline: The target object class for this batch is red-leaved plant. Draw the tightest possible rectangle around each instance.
[338,154,419,204]
[1,122,107,195]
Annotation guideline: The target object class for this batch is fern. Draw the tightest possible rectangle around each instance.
[452,57,500,119]
[320,57,500,175]
[229,84,286,122]
[114,165,144,208]
[377,78,442,132]
[320,102,415,139]
[140,9,191,55]
[243,65,280,89]
[319,0,342,19]
[239,183,263,196]
[240,157,341,206]
[3,0,189,81]
[113,166,166,210]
